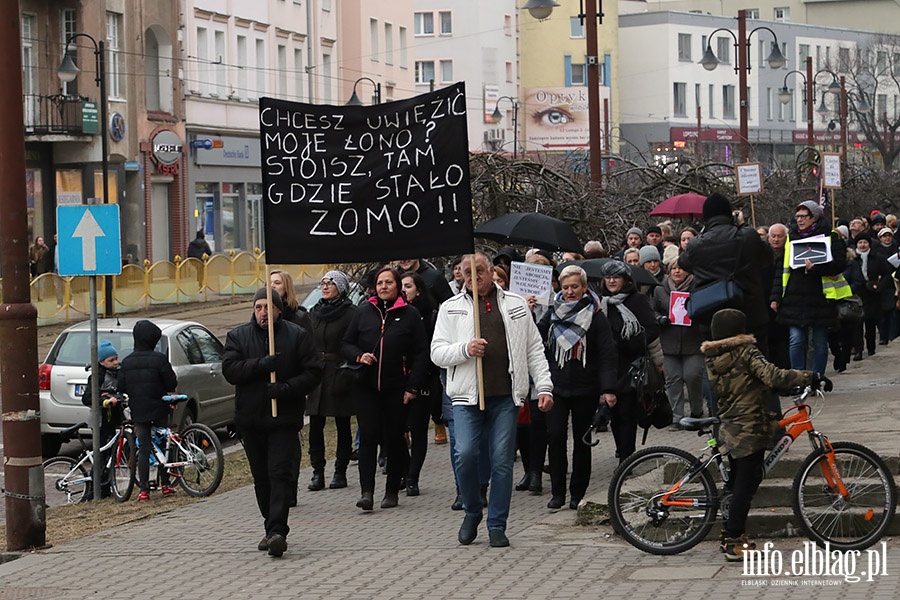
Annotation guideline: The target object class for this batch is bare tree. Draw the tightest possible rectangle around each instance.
[836,34,900,171]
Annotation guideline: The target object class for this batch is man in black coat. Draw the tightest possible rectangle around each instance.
[679,193,774,350]
[223,288,322,558]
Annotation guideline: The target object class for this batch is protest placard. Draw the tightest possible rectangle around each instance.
[509,261,554,304]
[669,291,692,327]
[258,83,473,263]
[789,234,833,268]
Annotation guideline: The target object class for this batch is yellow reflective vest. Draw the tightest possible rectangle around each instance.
[781,237,852,300]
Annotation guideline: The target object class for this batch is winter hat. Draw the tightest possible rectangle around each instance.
[639,245,661,265]
[647,225,663,236]
[323,270,350,296]
[98,340,118,362]
[625,226,643,239]
[872,213,887,225]
[599,259,632,280]
[254,287,284,311]
[662,244,680,268]
[878,228,894,239]
[702,193,733,221]
[493,245,523,265]
[710,308,747,340]
[836,225,849,240]
[796,200,824,221]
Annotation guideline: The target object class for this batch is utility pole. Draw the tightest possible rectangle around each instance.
[0,4,46,550]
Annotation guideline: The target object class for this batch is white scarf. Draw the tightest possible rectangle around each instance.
[858,249,869,281]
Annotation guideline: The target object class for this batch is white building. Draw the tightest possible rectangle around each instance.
[412,1,520,153]
[619,11,885,167]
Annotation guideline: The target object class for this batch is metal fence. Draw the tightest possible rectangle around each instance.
[1,250,327,325]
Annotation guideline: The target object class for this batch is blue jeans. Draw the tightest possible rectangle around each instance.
[447,411,490,488]
[453,395,518,531]
[788,325,829,374]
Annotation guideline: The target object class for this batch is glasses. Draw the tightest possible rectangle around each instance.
[320,280,336,287]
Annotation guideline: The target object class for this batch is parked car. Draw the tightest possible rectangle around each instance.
[300,281,367,309]
[38,318,235,457]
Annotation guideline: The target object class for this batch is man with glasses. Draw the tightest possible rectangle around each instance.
[770,201,849,374]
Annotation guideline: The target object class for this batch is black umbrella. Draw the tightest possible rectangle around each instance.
[474,212,581,252]
[560,258,660,288]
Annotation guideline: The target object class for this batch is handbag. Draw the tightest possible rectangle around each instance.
[837,295,864,322]
[628,354,663,398]
[685,233,746,319]
[637,389,673,431]
[685,279,744,319]
[337,360,366,382]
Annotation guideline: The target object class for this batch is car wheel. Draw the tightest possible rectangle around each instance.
[41,434,62,458]
[179,405,197,431]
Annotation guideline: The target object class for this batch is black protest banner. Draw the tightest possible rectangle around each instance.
[258,82,474,264]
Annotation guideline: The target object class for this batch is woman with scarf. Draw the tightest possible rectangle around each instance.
[651,255,705,428]
[306,271,357,492]
[598,260,664,463]
[538,265,617,510]
[341,267,427,511]
[848,235,893,359]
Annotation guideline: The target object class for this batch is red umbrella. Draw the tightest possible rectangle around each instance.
[649,192,707,218]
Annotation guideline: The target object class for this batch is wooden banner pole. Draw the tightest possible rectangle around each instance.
[830,189,836,227]
[265,265,278,418]
[469,254,486,411]
[749,194,757,229]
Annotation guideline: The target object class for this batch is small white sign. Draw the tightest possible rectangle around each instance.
[509,261,554,305]
[736,162,764,196]
[822,153,842,189]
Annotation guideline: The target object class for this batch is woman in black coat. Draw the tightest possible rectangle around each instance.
[306,271,357,491]
[341,267,428,511]
[597,261,663,464]
[851,235,894,357]
[538,265,617,509]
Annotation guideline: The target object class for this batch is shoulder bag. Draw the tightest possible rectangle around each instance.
[685,233,746,319]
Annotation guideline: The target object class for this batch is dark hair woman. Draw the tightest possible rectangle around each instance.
[598,260,664,463]
[306,270,357,492]
[399,271,441,496]
[341,267,428,510]
[537,265,617,510]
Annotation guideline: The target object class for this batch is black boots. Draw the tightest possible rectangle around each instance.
[515,473,530,491]
[527,471,542,495]
[381,491,399,509]
[329,471,348,489]
[356,491,374,511]
[308,470,325,491]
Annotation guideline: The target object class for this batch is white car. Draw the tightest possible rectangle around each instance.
[38,318,235,456]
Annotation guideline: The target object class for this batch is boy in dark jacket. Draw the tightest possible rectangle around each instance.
[118,320,178,502]
[701,309,830,562]
[83,340,123,500]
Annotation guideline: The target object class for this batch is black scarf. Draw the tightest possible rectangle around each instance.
[312,296,353,322]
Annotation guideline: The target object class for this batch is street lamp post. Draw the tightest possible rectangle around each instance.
[58,34,115,319]
[346,77,382,106]
[777,57,815,148]
[491,96,519,159]
[699,10,786,162]
[523,0,603,189]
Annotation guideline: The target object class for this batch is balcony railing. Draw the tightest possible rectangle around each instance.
[23,94,91,136]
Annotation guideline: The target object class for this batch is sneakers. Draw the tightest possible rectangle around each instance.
[137,491,150,502]
[434,423,448,445]
[721,534,756,562]
[161,485,177,497]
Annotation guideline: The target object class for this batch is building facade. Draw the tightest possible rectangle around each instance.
[619,11,883,168]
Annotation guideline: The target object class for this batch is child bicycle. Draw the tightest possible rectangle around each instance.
[42,393,136,505]
[607,385,897,555]
[136,394,225,497]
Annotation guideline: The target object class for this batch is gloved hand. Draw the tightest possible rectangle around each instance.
[656,315,670,326]
[259,354,279,373]
[265,381,291,400]
[811,372,833,393]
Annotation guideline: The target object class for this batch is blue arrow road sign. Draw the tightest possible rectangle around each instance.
[57,205,122,276]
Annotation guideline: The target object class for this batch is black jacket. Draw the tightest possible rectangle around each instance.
[223,314,322,430]
[771,220,847,328]
[341,296,428,393]
[118,320,178,423]
[537,301,617,397]
[412,261,454,304]
[851,250,894,317]
[602,286,660,394]
[306,298,356,417]
[187,237,211,259]
[679,216,773,332]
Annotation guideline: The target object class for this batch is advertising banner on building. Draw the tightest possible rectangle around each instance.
[524,86,610,150]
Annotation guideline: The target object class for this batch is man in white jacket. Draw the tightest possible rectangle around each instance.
[431,251,553,548]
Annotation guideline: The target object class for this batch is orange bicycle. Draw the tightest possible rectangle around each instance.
[608,386,896,554]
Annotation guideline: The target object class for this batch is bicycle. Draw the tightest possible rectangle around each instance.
[607,386,897,555]
[42,395,136,505]
[135,395,225,497]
